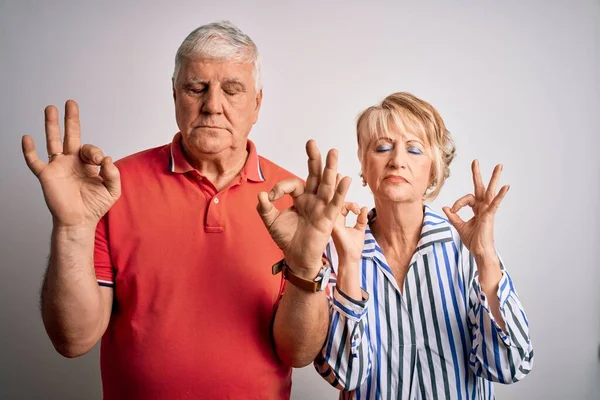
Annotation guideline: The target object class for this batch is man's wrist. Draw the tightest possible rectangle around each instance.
[52,223,97,243]
[273,257,331,293]
[283,257,324,280]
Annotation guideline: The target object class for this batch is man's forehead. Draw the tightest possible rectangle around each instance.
[180,60,253,83]
[183,58,252,72]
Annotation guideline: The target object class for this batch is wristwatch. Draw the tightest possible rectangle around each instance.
[272,258,332,293]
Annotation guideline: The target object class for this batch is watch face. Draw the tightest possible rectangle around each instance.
[319,267,332,292]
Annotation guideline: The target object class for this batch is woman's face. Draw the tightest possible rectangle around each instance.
[361,128,433,204]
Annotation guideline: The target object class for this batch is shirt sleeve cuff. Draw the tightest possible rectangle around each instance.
[332,286,369,321]
[475,272,512,345]
[97,279,114,288]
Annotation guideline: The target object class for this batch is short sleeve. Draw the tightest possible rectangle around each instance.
[94,215,115,287]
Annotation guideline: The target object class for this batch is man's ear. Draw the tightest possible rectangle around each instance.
[252,89,263,124]
[172,78,177,102]
[255,89,263,112]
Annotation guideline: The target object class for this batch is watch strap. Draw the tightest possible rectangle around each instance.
[272,258,330,293]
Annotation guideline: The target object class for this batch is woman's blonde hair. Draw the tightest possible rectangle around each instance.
[356,92,456,200]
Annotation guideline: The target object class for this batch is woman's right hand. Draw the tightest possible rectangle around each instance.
[332,201,368,265]
[331,201,368,301]
[22,100,121,230]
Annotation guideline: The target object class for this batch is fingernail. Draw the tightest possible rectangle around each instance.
[94,155,102,163]
[268,191,274,201]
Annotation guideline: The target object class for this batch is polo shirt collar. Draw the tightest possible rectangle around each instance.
[168,132,266,182]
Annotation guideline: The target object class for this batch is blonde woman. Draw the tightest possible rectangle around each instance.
[258,92,533,400]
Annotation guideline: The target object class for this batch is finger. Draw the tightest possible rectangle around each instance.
[257,191,281,228]
[471,160,485,200]
[335,175,346,218]
[304,140,322,194]
[80,144,106,166]
[354,206,369,232]
[335,203,350,232]
[268,178,305,201]
[345,202,360,215]
[451,193,476,213]
[339,203,350,218]
[339,202,359,220]
[45,105,63,156]
[317,148,339,201]
[98,157,121,200]
[442,206,466,230]
[485,164,503,203]
[63,100,81,155]
[21,135,47,177]
[488,184,510,214]
[324,176,351,221]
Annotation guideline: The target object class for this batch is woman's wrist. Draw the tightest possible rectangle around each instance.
[474,252,502,292]
[336,262,362,301]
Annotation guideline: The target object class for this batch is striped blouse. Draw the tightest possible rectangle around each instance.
[314,206,533,400]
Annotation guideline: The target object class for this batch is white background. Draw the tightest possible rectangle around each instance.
[1,1,598,398]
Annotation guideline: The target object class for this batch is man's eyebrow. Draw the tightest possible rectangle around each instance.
[188,77,207,84]
[222,78,246,88]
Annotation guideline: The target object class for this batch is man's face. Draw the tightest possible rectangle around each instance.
[173,58,262,157]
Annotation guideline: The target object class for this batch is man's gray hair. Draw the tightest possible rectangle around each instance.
[173,21,262,92]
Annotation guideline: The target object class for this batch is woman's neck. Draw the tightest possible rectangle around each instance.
[371,199,425,258]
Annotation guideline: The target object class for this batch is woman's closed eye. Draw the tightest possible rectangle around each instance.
[407,145,423,155]
[376,144,393,153]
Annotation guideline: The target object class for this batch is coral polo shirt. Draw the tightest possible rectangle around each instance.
[94,133,295,399]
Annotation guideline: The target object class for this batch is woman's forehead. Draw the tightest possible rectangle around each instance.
[360,120,428,145]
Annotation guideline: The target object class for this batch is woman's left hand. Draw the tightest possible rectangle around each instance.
[442,160,509,258]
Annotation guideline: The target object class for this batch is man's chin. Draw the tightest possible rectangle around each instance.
[188,133,231,152]
[192,139,235,155]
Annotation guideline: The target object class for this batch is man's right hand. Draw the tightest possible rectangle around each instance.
[257,140,350,279]
[22,100,121,229]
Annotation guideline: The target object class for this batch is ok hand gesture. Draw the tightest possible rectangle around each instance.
[257,140,351,277]
[22,100,121,229]
[442,160,509,259]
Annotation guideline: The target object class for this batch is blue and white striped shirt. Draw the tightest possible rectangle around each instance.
[315,206,533,400]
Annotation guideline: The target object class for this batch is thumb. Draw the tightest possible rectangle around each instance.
[257,191,280,228]
[354,206,369,232]
[99,156,121,200]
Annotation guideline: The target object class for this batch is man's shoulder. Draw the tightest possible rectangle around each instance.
[258,155,300,181]
[114,143,170,173]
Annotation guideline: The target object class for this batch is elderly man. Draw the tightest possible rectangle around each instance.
[22,21,336,399]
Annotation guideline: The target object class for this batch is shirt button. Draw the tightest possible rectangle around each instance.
[214,197,219,204]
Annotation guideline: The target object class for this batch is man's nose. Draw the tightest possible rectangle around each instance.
[201,87,224,114]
